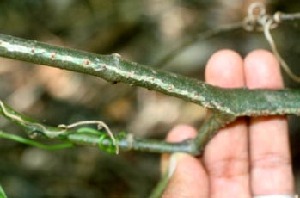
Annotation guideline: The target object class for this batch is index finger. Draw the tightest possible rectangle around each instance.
[244,50,294,195]
[204,49,250,197]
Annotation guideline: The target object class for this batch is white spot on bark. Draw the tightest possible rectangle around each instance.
[112,53,121,66]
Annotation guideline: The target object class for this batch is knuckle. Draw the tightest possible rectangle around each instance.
[206,156,248,179]
[251,152,291,170]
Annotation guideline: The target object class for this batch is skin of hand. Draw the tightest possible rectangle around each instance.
[161,49,294,197]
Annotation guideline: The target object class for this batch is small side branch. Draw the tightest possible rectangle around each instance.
[0,100,200,155]
[194,111,236,153]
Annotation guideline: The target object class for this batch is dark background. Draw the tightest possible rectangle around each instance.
[1,0,300,197]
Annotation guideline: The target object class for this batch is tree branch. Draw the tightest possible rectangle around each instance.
[0,34,223,110]
[2,33,300,156]
[1,34,300,116]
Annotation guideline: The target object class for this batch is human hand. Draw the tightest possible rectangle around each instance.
[162,50,295,197]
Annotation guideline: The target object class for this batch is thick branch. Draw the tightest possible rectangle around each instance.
[0,34,225,111]
[1,34,300,116]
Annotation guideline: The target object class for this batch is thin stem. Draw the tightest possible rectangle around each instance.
[263,18,300,82]
[154,11,300,68]
[0,100,200,155]
[0,131,73,150]
[68,133,198,155]
[154,22,243,68]
[149,166,171,198]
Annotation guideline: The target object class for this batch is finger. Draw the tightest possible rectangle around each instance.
[244,50,294,195]
[204,50,250,198]
[162,125,209,197]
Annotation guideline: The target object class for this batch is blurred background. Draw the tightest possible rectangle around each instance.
[1,0,300,197]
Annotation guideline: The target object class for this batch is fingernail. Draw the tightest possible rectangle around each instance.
[167,153,187,178]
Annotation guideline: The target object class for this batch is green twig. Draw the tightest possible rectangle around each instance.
[0,130,73,151]
[0,100,199,155]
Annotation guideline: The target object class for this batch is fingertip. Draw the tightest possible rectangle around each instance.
[244,49,284,89]
[246,50,292,194]
[203,50,250,196]
[205,49,244,88]
[162,125,209,197]
[162,125,197,174]
[166,125,197,142]
[162,153,209,197]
